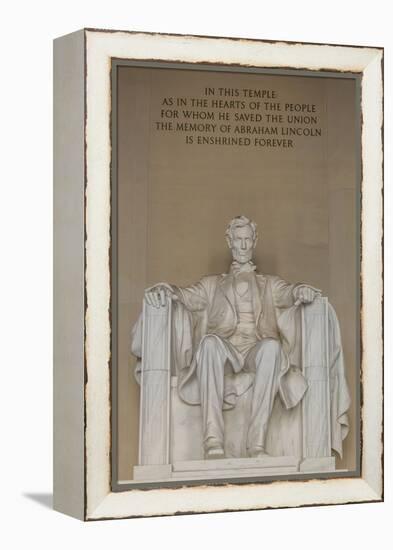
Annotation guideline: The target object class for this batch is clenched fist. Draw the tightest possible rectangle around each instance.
[144,283,178,308]
[293,285,321,305]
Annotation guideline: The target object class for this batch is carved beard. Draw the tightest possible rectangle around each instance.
[231,248,254,264]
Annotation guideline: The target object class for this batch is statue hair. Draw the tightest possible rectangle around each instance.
[225,215,258,243]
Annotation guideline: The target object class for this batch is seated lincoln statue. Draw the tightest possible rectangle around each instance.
[131,216,350,477]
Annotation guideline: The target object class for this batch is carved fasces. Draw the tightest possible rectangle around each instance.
[301,297,331,458]
[138,299,172,466]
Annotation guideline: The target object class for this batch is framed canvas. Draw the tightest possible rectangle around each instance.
[53,28,383,520]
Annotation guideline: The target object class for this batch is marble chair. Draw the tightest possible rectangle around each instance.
[133,296,343,481]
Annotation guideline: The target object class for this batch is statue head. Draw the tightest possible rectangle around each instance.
[225,216,258,264]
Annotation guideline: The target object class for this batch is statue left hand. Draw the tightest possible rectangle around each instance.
[294,285,321,305]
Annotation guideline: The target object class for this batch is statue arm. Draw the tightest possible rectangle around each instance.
[145,279,208,312]
[272,277,321,308]
[171,280,208,312]
[271,276,298,308]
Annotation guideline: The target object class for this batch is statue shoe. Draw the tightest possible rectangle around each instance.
[205,443,225,459]
[249,447,270,458]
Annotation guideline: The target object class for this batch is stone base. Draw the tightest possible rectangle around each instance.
[299,456,336,473]
[172,456,299,479]
[133,455,336,482]
[133,464,172,481]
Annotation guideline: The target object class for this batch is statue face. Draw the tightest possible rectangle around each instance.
[229,225,255,264]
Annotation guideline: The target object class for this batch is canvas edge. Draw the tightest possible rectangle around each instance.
[53,29,86,521]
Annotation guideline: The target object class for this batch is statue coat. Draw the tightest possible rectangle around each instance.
[170,273,308,411]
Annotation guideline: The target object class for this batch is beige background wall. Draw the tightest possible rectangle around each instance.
[116,66,359,480]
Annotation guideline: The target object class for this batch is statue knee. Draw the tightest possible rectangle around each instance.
[200,334,220,352]
[255,338,281,364]
[197,334,226,375]
[197,335,224,362]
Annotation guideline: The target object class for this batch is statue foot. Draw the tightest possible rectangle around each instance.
[248,447,270,458]
[206,446,225,459]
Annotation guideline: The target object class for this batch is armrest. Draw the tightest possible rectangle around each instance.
[138,297,173,466]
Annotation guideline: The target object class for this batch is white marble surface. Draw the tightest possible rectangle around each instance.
[138,301,171,466]
[133,455,335,482]
[133,298,340,481]
[301,297,331,458]
[170,376,302,462]
[133,218,349,481]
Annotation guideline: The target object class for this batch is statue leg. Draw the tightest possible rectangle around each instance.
[246,338,281,457]
[195,334,235,458]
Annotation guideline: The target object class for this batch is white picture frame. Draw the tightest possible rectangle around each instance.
[53,28,383,520]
